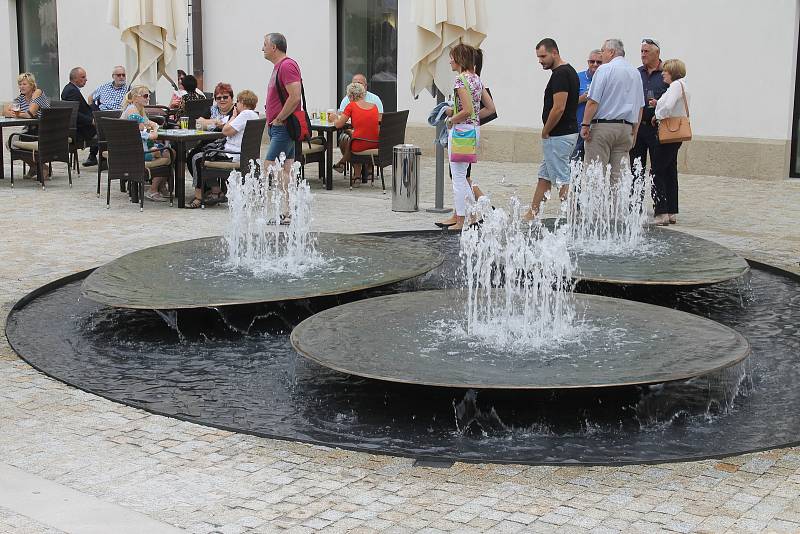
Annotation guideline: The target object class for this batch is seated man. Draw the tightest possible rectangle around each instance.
[334,73,383,173]
[91,66,129,111]
[61,67,99,166]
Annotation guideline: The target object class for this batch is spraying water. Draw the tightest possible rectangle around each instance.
[563,158,653,255]
[224,153,323,276]
[457,196,579,352]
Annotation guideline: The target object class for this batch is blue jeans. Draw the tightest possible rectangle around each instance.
[538,133,579,185]
[265,124,295,161]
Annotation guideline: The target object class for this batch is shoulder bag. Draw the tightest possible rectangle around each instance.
[275,59,311,142]
[450,74,479,163]
[658,81,691,144]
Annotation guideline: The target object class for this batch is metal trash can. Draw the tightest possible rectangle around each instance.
[392,144,421,212]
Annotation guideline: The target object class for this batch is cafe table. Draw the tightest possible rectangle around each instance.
[0,116,38,181]
[309,120,338,190]
[156,128,224,208]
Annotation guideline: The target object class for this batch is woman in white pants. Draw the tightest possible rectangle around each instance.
[441,43,484,231]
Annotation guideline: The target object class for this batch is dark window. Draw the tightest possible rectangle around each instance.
[16,0,60,99]
[337,0,398,112]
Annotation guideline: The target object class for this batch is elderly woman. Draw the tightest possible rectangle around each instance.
[651,59,690,226]
[332,81,379,186]
[4,72,52,177]
[186,90,259,209]
[121,85,171,202]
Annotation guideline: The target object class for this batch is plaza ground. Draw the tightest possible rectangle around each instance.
[1,150,799,533]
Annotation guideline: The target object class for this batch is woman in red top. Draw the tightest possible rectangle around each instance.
[333,82,379,185]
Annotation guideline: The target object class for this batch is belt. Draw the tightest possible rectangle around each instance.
[591,119,633,126]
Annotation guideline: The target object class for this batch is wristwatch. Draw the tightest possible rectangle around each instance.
[581,123,590,127]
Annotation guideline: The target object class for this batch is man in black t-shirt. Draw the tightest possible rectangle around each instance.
[524,38,580,221]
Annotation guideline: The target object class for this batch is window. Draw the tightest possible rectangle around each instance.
[337,0,398,111]
[17,0,60,99]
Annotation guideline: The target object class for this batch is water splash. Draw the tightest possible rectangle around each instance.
[224,153,323,276]
[458,196,578,352]
[564,158,653,255]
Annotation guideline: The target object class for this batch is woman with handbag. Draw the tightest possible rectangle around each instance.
[439,43,484,231]
[651,59,691,225]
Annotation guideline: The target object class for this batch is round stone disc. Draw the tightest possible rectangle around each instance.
[81,234,444,309]
[291,289,750,389]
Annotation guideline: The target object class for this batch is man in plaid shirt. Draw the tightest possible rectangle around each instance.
[91,66,129,111]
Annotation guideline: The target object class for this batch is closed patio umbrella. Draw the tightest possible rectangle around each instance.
[410,0,487,212]
[410,0,487,98]
[108,0,186,90]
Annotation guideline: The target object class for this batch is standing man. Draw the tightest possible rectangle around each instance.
[571,49,602,162]
[91,66,129,112]
[61,67,99,166]
[630,38,669,174]
[262,32,302,219]
[580,39,644,183]
[524,38,579,220]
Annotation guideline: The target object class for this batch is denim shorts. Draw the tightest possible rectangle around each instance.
[265,124,295,161]
[538,133,579,185]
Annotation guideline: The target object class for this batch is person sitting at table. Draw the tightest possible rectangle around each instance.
[170,69,205,107]
[186,90,259,209]
[172,74,205,113]
[332,82,379,186]
[121,85,171,202]
[334,73,383,174]
[4,72,52,178]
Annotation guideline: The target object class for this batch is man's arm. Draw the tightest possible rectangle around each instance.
[274,81,301,125]
[580,99,598,140]
[631,106,643,144]
[541,92,567,138]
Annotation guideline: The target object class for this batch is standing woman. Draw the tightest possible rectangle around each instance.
[652,59,690,225]
[441,43,484,231]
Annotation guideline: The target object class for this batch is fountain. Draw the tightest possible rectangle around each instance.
[6,160,800,465]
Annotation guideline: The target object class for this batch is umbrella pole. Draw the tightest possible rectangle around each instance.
[426,88,450,214]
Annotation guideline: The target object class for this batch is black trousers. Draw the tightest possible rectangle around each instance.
[651,141,681,215]
[629,121,659,172]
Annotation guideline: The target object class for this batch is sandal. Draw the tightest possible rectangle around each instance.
[204,193,221,206]
[333,162,346,173]
[186,198,203,209]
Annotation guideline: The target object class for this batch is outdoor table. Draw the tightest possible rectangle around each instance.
[156,128,224,208]
[0,116,39,180]
[310,120,338,190]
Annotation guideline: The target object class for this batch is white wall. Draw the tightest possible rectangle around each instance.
[202,0,337,114]
[55,0,186,103]
[398,0,799,140]
[0,0,19,101]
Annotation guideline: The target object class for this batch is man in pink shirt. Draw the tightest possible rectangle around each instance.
[262,32,302,216]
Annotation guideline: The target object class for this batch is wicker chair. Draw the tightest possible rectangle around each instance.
[295,137,325,180]
[93,110,122,196]
[184,98,212,128]
[197,118,266,208]
[7,106,72,189]
[49,100,81,174]
[350,110,409,193]
[99,117,175,211]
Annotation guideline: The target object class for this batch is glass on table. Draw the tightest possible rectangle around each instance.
[11,102,21,112]
[179,116,189,129]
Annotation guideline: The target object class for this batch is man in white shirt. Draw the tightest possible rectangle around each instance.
[580,39,644,183]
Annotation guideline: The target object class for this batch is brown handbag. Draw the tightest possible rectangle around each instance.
[658,81,691,144]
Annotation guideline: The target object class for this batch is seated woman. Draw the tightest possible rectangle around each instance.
[120,85,171,202]
[187,82,236,205]
[4,72,52,177]
[333,82,379,186]
[174,75,205,115]
[170,70,205,108]
[186,90,259,209]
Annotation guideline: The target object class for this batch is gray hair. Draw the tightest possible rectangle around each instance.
[346,81,366,101]
[266,33,287,53]
[69,67,85,81]
[603,39,625,57]
[589,49,601,56]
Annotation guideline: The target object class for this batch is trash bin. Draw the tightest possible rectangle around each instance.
[392,144,421,212]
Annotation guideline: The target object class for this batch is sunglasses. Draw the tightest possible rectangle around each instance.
[214,95,231,101]
[642,38,660,49]
[588,60,602,64]
[113,73,126,77]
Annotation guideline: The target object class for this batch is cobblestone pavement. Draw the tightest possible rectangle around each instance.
[0,149,799,533]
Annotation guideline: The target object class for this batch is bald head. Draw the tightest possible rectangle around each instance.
[69,67,87,88]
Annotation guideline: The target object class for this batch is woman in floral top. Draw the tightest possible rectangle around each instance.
[439,44,484,231]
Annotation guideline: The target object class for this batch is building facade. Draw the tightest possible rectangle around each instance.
[2,0,798,180]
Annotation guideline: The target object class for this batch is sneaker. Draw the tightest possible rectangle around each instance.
[144,191,167,202]
[82,157,98,167]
